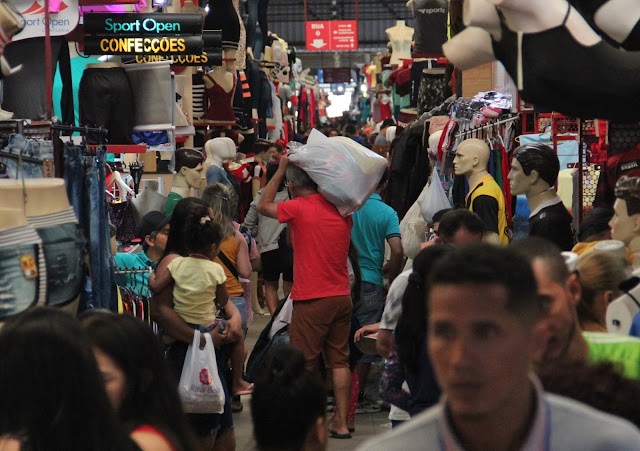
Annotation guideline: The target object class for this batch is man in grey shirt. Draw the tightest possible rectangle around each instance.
[358,244,640,451]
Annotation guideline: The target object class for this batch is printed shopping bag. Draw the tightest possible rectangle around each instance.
[178,330,225,414]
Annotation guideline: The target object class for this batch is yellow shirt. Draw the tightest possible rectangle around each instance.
[168,257,226,325]
[465,174,509,246]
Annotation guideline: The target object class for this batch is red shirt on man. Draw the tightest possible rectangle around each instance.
[277,193,352,301]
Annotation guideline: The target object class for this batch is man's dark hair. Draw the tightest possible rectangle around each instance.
[615,176,640,216]
[266,162,285,191]
[174,148,205,171]
[380,118,395,130]
[513,143,559,187]
[251,346,325,451]
[437,209,485,243]
[578,207,614,242]
[432,208,452,225]
[510,237,570,284]
[429,244,540,322]
[344,124,357,136]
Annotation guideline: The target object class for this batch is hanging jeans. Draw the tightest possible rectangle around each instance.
[64,143,117,311]
[246,0,270,58]
[87,145,117,310]
[1,134,54,179]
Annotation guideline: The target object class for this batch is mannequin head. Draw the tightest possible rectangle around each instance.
[453,139,489,177]
[204,138,236,165]
[174,148,205,189]
[252,139,272,161]
[611,176,640,245]
[509,143,559,196]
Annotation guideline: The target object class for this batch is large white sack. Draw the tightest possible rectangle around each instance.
[287,129,388,216]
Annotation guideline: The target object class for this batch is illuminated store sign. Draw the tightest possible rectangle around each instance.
[84,35,203,55]
[84,13,204,56]
[84,13,203,35]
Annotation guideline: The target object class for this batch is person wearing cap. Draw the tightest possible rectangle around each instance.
[114,211,170,295]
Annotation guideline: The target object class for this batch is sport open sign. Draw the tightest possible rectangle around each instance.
[84,13,204,55]
[84,14,203,35]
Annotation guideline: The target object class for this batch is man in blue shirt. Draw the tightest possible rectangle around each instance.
[351,171,403,412]
[114,211,170,295]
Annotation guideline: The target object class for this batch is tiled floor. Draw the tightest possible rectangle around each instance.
[233,313,392,451]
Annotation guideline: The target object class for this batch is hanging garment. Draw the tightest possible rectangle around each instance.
[411,0,448,55]
[205,0,241,49]
[192,72,206,119]
[417,72,448,115]
[124,61,173,131]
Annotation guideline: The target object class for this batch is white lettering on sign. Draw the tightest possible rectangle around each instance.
[311,24,325,29]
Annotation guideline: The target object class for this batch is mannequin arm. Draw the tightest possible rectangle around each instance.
[252,178,261,199]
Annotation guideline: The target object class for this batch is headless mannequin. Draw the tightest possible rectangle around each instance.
[203,65,237,125]
[202,137,237,190]
[444,0,640,120]
[0,179,79,315]
[386,21,414,65]
[131,180,167,225]
[453,139,506,244]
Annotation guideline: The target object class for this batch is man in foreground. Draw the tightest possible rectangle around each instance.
[358,244,640,450]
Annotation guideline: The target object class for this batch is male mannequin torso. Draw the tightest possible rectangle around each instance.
[203,137,237,192]
[131,180,167,225]
[453,139,509,245]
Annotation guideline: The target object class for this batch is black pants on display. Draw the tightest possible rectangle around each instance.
[79,67,134,144]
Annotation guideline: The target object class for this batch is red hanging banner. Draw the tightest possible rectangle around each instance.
[305,20,358,51]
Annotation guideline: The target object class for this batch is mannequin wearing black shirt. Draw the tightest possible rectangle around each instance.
[442,0,640,120]
[508,143,575,251]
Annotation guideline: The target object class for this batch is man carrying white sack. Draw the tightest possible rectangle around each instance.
[258,155,354,439]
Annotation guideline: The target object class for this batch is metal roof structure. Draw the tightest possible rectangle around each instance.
[266,0,414,67]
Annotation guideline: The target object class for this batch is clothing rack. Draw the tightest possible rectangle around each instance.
[455,115,520,139]
[51,123,109,136]
[115,267,153,276]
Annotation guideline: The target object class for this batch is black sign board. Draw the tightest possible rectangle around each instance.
[322,67,351,84]
[84,35,203,55]
[84,13,203,36]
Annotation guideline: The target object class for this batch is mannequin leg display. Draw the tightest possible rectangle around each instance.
[0,179,87,316]
[442,26,496,70]
[205,0,241,52]
[246,0,258,55]
[463,0,501,35]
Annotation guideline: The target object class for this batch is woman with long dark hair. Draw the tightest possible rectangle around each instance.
[0,308,138,451]
[81,311,198,451]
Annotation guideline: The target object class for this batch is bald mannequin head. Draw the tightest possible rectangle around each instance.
[453,139,490,177]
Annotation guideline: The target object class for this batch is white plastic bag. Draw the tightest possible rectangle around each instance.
[419,166,451,223]
[400,182,431,260]
[287,129,388,216]
[178,331,225,414]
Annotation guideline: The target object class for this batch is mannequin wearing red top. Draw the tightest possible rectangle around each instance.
[203,66,237,125]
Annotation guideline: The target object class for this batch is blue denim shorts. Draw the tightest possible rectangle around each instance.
[31,220,85,307]
[0,244,41,319]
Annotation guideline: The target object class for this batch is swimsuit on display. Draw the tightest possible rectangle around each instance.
[204,73,237,124]
[491,5,640,121]
[27,209,85,307]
